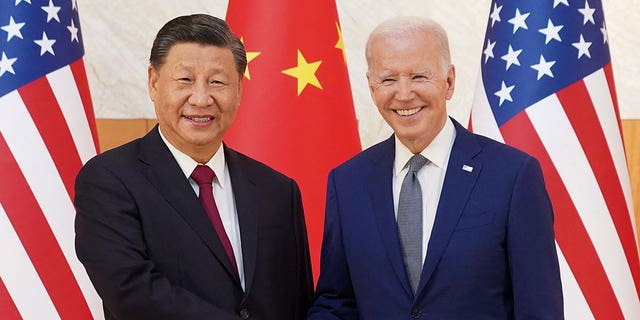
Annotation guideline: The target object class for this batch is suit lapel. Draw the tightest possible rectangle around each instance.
[138,127,240,283]
[369,136,414,298]
[415,120,481,298]
[225,147,258,299]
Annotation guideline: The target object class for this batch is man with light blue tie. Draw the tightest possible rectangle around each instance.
[307,16,563,319]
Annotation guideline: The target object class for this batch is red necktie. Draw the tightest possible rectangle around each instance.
[191,165,238,275]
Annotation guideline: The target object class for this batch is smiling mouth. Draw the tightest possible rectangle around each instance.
[184,116,213,123]
[395,107,422,116]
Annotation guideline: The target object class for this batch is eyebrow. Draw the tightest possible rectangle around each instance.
[374,69,433,79]
[375,71,393,79]
[172,64,229,75]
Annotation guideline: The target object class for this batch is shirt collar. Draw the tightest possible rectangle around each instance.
[158,129,227,188]
[394,117,456,177]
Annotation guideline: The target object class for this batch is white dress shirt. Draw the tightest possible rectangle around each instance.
[393,117,456,263]
[159,131,245,290]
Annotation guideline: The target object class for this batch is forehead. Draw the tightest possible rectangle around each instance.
[368,32,441,73]
[163,42,235,68]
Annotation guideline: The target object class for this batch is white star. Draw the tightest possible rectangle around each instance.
[501,45,523,70]
[572,34,592,59]
[67,19,79,42]
[483,39,496,63]
[72,0,78,10]
[578,0,596,25]
[600,22,608,44]
[34,32,56,56]
[508,8,530,34]
[538,19,563,44]
[490,3,503,27]
[1,17,25,42]
[531,55,556,80]
[554,0,569,8]
[41,0,61,23]
[0,52,18,78]
[494,81,515,106]
[15,0,31,5]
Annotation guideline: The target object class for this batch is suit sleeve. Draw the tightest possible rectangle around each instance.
[307,170,359,320]
[74,160,239,320]
[507,156,564,319]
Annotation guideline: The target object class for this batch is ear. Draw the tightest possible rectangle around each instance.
[366,72,378,104]
[148,65,158,102]
[445,64,456,100]
[237,75,243,96]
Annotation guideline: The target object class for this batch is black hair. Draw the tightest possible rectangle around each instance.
[149,14,247,77]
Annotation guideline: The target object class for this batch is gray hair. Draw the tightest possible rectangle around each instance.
[365,16,451,75]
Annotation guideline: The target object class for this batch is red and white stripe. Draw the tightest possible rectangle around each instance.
[471,64,640,319]
[0,60,103,320]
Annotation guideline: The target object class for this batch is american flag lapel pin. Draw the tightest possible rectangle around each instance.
[462,165,473,173]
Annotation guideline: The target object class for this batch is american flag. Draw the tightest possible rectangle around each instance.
[0,0,102,319]
[471,0,640,318]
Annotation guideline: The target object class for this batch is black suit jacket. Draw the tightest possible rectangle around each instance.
[75,126,313,320]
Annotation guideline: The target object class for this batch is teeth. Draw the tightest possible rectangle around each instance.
[396,107,421,116]
[187,116,213,123]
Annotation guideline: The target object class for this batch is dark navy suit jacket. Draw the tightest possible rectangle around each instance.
[308,119,563,319]
[75,126,313,320]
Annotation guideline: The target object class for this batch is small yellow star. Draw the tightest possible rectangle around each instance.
[335,22,346,64]
[240,37,261,80]
[282,49,323,96]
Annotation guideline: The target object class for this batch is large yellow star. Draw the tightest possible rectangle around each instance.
[335,22,346,64]
[240,37,261,80]
[282,50,323,96]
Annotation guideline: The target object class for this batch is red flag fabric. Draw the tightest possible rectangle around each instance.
[225,1,361,281]
[0,1,102,319]
[471,0,640,318]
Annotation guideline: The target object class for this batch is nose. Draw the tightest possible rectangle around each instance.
[188,82,214,107]
[395,77,414,101]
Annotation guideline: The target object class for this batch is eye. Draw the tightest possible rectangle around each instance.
[381,78,396,86]
[177,77,192,83]
[412,75,428,81]
[210,79,225,86]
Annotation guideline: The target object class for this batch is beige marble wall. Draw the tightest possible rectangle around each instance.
[77,0,640,149]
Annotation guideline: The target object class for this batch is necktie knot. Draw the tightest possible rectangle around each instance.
[407,154,428,174]
[191,165,215,186]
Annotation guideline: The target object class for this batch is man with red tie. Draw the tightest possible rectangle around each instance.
[74,14,313,320]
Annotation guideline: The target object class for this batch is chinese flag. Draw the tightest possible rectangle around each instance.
[225,1,361,281]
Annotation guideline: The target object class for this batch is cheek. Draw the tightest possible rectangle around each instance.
[168,87,190,103]
[414,87,438,101]
[225,104,239,121]
[373,90,394,108]
[218,91,241,112]
[153,105,172,127]
[155,92,185,117]
[376,92,395,109]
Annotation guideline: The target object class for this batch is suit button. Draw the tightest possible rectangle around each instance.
[411,309,422,319]
[239,308,250,319]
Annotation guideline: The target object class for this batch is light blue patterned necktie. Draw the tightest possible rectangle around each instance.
[397,154,428,293]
